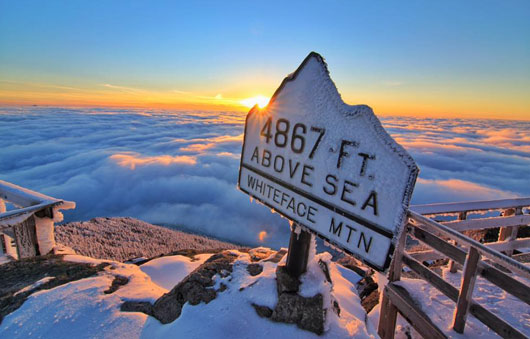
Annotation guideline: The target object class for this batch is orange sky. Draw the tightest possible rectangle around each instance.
[1,2,529,120]
[1,80,528,120]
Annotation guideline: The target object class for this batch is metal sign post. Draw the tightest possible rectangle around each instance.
[285,226,312,277]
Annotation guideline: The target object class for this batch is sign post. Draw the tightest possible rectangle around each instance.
[285,226,312,277]
[238,52,418,274]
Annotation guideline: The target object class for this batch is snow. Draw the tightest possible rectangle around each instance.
[63,254,112,265]
[14,277,55,296]
[141,249,376,339]
[0,255,167,339]
[0,211,33,227]
[0,250,377,338]
[3,247,527,338]
[391,266,530,338]
[140,254,212,290]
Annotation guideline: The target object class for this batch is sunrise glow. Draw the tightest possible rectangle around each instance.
[240,95,270,109]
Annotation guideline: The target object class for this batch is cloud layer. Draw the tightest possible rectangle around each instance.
[1,107,528,248]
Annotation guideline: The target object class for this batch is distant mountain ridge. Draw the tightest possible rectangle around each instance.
[55,217,242,262]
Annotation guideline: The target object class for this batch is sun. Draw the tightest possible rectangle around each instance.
[240,95,270,109]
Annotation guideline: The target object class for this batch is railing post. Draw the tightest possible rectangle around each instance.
[378,226,408,339]
[498,208,521,257]
[449,212,466,273]
[453,246,480,333]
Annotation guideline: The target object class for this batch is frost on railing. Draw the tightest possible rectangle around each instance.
[0,180,75,260]
[379,198,530,339]
[411,198,530,263]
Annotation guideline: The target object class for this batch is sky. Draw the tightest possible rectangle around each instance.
[1,1,529,119]
[1,107,528,248]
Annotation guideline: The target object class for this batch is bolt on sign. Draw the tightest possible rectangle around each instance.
[238,52,418,271]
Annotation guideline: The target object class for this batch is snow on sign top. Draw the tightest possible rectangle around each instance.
[238,52,418,271]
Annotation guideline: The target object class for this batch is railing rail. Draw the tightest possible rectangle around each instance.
[0,180,75,226]
[409,210,530,280]
[411,197,530,215]
[379,199,530,339]
[0,180,75,259]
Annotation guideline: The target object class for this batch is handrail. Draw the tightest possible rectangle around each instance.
[0,179,75,227]
[411,197,530,215]
[408,210,530,280]
[0,179,64,208]
[0,201,62,223]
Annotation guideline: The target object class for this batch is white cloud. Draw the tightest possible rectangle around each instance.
[0,107,528,248]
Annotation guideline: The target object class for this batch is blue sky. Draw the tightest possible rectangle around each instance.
[1,1,529,118]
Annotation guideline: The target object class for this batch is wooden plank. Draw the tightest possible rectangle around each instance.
[410,237,530,262]
[411,197,530,215]
[409,211,530,280]
[409,250,443,262]
[453,247,480,333]
[498,208,516,242]
[499,208,523,257]
[485,238,530,253]
[404,250,528,337]
[388,226,408,282]
[477,262,530,305]
[442,214,530,232]
[14,215,38,258]
[410,225,530,305]
[469,303,527,339]
[0,179,61,208]
[385,284,447,339]
[402,254,459,301]
[410,226,467,264]
[0,201,60,223]
[377,294,398,339]
[449,212,466,273]
[377,225,409,339]
[0,234,5,254]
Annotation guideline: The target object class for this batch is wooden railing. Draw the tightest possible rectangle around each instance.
[379,198,530,339]
[0,180,75,259]
[412,198,530,264]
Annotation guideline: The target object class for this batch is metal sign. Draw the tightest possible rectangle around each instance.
[238,52,418,271]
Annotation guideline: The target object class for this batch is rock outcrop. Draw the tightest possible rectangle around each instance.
[121,251,238,324]
[252,264,326,335]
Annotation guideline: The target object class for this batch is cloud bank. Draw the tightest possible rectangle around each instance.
[0,107,528,248]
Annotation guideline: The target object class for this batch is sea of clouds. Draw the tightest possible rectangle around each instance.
[1,107,528,248]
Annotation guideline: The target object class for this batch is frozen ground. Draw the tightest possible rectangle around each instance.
[2,247,527,338]
[0,107,528,249]
[0,250,376,338]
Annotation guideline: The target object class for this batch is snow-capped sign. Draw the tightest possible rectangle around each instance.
[238,52,418,271]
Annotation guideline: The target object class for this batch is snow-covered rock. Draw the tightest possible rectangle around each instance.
[1,248,376,338]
